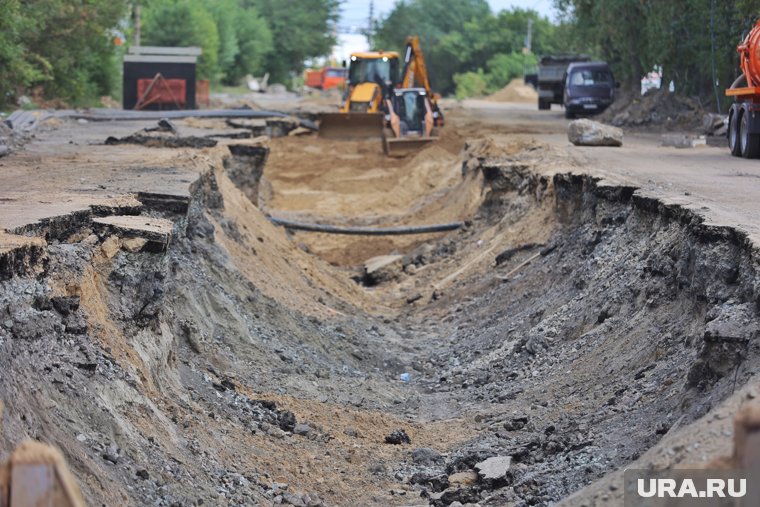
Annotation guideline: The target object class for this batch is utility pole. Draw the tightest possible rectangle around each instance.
[524,18,533,53]
[367,0,374,49]
[709,0,722,112]
[133,1,141,47]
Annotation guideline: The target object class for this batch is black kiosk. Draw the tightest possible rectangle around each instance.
[122,46,201,110]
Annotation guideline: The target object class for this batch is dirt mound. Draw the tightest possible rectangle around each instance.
[485,78,538,103]
[598,88,705,131]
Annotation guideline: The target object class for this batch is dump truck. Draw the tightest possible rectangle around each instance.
[727,17,760,158]
[537,55,590,110]
[305,67,347,91]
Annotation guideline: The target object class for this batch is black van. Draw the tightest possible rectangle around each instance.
[563,62,617,118]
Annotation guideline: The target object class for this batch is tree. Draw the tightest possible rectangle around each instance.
[203,0,272,85]
[227,4,273,84]
[0,0,41,106]
[374,0,491,94]
[142,0,220,80]
[554,0,760,110]
[204,0,240,79]
[554,0,645,92]
[250,0,340,84]
[2,0,129,107]
[374,1,556,96]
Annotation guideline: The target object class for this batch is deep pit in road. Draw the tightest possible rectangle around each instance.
[1,123,758,506]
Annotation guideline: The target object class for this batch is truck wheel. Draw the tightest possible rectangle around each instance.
[729,110,741,157]
[538,100,550,111]
[565,110,575,119]
[740,111,760,159]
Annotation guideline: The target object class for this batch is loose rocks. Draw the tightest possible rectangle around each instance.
[411,447,443,465]
[447,470,478,487]
[661,133,707,149]
[363,255,404,286]
[474,456,511,481]
[293,423,311,436]
[384,429,411,445]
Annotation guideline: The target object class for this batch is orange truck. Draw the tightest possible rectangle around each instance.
[305,67,347,90]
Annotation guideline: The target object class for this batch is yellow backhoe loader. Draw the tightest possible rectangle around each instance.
[318,51,400,139]
[318,37,443,156]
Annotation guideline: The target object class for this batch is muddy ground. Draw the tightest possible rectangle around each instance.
[1,100,760,507]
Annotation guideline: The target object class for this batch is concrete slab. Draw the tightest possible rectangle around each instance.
[92,216,174,246]
[0,119,204,235]
[661,133,707,148]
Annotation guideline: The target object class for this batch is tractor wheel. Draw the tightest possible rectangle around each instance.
[729,109,741,157]
[740,110,760,159]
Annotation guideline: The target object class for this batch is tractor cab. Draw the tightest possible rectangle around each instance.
[382,87,438,157]
[347,52,400,90]
[387,88,433,136]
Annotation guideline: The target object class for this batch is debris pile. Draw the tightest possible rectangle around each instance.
[599,88,705,131]
[0,117,31,158]
[702,113,728,137]
[661,133,707,149]
[104,119,219,148]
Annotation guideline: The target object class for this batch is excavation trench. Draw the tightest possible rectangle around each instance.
[0,135,759,507]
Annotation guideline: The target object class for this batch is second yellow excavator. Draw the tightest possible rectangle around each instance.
[383,36,444,156]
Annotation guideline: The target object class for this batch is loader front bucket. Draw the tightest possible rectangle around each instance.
[383,130,439,157]
[318,113,384,139]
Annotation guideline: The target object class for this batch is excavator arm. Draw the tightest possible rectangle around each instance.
[399,36,443,128]
[401,36,433,94]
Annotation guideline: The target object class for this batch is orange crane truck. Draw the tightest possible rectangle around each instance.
[727,18,760,158]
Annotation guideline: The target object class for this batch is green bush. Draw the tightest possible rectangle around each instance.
[453,70,488,99]
[486,52,537,91]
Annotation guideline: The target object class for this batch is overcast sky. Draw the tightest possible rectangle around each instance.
[333,0,556,61]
